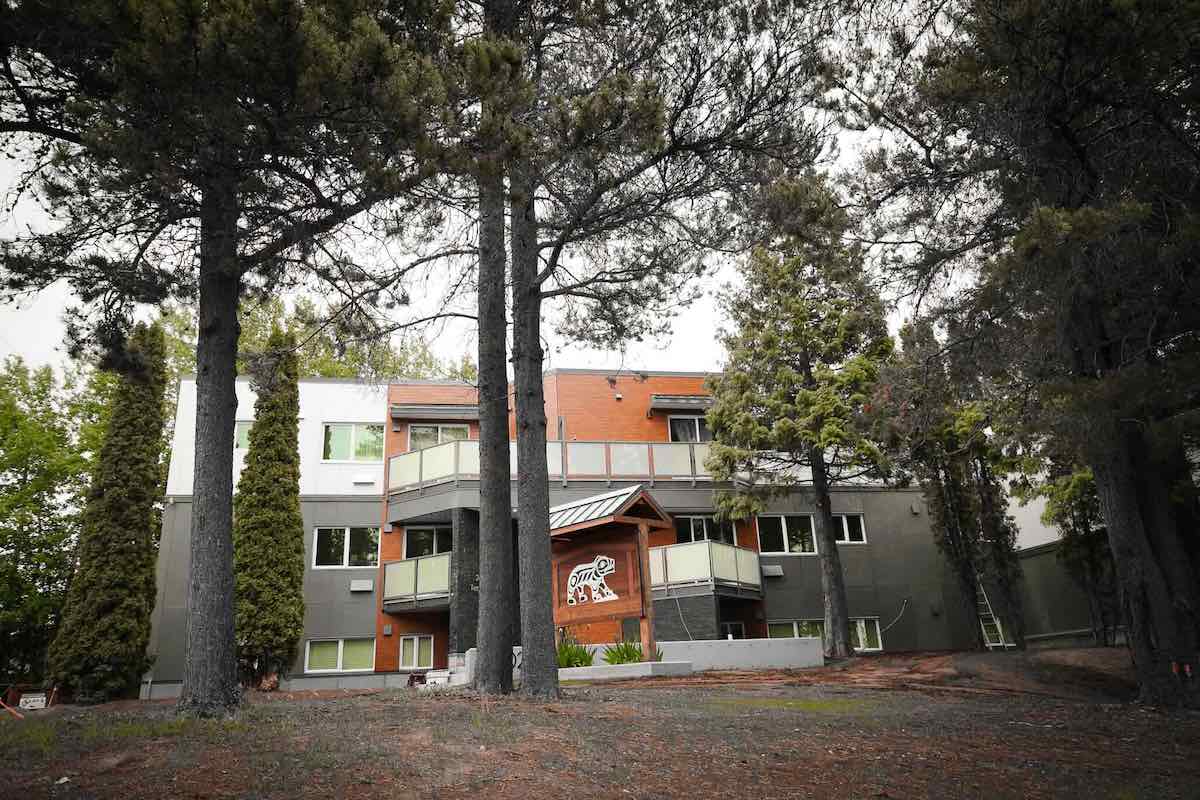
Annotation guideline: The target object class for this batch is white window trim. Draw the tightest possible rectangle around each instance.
[398,634,435,670]
[832,513,869,544]
[403,526,453,559]
[755,515,818,556]
[304,637,376,674]
[234,420,254,450]
[321,421,386,464]
[407,422,471,452]
[312,526,381,570]
[767,620,824,639]
[852,617,884,651]
[666,414,710,443]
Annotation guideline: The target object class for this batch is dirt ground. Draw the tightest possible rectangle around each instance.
[2,649,1196,800]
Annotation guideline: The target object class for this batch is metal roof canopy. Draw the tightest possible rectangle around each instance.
[648,394,713,412]
[548,484,673,537]
[389,403,479,420]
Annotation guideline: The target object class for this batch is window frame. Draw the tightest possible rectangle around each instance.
[666,414,711,443]
[234,420,253,450]
[312,526,381,570]
[407,422,471,452]
[832,513,869,544]
[398,634,435,670]
[719,621,746,640]
[403,526,453,559]
[767,620,825,639]
[755,515,818,555]
[321,422,386,463]
[304,637,376,674]
[850,617,883,652]
[674,515,736,545]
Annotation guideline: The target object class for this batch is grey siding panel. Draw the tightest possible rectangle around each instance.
[653,595,718,641]
[147,496,384,683]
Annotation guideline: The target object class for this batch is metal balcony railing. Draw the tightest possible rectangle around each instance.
[386,439,714,493]
[648,541,762,592]
[382,552,451,605]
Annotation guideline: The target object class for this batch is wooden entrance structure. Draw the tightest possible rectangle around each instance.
[548,485,673,659]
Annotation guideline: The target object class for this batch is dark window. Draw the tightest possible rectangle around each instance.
[668,416,712,442]
[784,515,816,553]
[406,527,452,558]
[757,516,786,553]
[347,527,379,566]
[833,514,867,543]
[314,528,346,566]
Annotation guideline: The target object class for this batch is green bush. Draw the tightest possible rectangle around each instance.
[601,640,663,665]
[556,635,594,668]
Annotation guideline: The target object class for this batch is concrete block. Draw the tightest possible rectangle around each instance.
[558,661,693,682]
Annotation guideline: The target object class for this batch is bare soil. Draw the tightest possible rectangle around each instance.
[2,649,1194,800]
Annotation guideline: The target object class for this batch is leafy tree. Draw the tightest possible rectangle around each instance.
[1016,464,1120,646]
[833,0,1200,705]
[494,0,830,695]
[47,323,167,701]
[706,176,893,658]
[2,0,455,715]
[875,320,1024,649]
[0,360,88,685]
[233,328,305,689]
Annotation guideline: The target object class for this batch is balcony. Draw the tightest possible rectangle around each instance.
[649,541,762,597]
[382,552,452,613]
[387,439,714,493]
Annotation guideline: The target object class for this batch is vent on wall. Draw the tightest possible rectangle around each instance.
[349,579,374,592]
[352,474,376,486]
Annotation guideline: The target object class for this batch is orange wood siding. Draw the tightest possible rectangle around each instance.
[544,372,713,442]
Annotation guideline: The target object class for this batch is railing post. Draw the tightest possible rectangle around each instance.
[647,443,655,487]
[417,448,424,496]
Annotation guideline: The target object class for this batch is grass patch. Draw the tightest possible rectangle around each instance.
[707,696,875,714]
[0,719,59,757]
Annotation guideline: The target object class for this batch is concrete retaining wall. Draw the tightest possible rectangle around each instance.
[572,637,824,671]
[559,661,693,682]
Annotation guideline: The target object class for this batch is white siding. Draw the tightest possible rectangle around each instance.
[166,378,388,497]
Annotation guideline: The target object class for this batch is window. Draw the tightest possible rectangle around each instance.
[833,514,867,543]
[668,415,711,443]
[408,423,470,451]
[305,638,375,673]
[673,515,735,545]
[719,621,745,640]
[405,526,452,558]
[767,620,825,639]
[313,527,379,568]
[322,423,385,461]
[756,515,816,554]
[851,618,882,651]
[399,635,434,670]
[234,421,253,450]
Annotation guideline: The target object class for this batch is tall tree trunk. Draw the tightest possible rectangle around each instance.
[1088,417,1200,709]
[938,460,986,651]
[178,179,242,717]
[810,445,852,658]
[510,159,558,698]
[474,156,516,695]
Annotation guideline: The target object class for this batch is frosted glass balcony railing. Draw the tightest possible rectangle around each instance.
[382,552,452,605]
[387,439,714,492]
[648,541,762,592]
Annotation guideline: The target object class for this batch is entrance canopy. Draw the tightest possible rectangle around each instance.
[548,484,672,539]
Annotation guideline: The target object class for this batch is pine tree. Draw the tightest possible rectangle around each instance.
[233,328,305,689]
[707,176,893,659]
[47,324,167,701]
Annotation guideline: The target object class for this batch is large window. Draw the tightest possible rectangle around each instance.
[832,514,867,543]
[405,526,452,558]
[399,635,434,670]
[408,423,470,451]
[313,527,380,568]
[305,638,375,673]
[767,620,825,639]
[667,415,712,443]
[756,515,816,554]
[234,421,253,450]
[674,515,735,545]
[322,423,385,462]
[767,618,882,651]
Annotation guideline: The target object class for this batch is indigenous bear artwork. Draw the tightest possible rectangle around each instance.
[565,555,618,605]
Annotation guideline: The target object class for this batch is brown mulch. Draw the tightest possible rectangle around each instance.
[1,649,1192,800]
